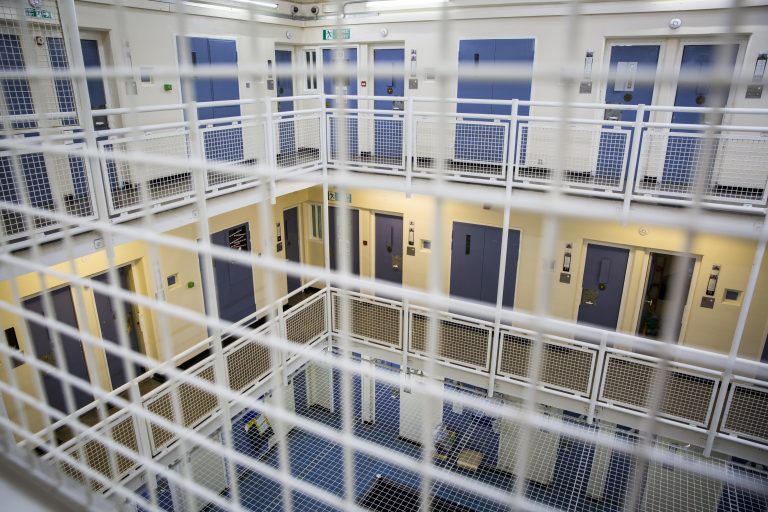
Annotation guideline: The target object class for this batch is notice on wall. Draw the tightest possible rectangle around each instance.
[614,61,638,92]
[228,225,249,251]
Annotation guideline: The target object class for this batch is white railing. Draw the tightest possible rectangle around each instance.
[34,284,768,502]
[2,95,767,247]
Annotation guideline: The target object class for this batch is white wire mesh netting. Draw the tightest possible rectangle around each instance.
[0,0,767,512]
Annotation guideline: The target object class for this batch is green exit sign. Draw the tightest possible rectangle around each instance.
[323,28,350,41]
[328,191,352,202]
[25,7,52,19]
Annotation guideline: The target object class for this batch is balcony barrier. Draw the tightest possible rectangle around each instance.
[39,284,768,499]
[3,96,767,248]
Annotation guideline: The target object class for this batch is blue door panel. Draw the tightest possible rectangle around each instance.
[457,40,495,116]
[490,38,535,117]
[324,48,359,158]
[284,207,301,293]
[600,45,660,182]
[373,48,405,160]
[275,50,296,159]
[209,39,240,119]
[374,213,403,285]
[81,39,108,109]
[92,269,144,389]
[211,224,256,323]
[450,222,486,302]
[662,44,738,188]
[328,206,360,276]
[322,48,358,108]
[671,44,738,125]
[23,287,93,412]
[577,244,629,330]
[456,39,534,163]
[605,45,660,121]
[184,37,215,120]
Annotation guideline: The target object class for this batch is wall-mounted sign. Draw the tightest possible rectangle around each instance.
[328,191,352,202]
[323,28,351,41]
[25,7,52,19]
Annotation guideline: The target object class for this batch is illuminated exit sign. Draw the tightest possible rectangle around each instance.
[323,28,350,40]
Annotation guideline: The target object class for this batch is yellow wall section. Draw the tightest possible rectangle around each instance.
[307,186,767,359]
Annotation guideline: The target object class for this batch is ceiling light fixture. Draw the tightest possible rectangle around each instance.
[228,0,278,7]
[365,0,447,10]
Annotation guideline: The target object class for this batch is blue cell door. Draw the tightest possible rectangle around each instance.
[210,224,256,323]
[373,48,405,162]
[283,206,302,293]
[595,45,661,184]
[374,213,403,285]
[92,267,145,389]
[662,44,739,189]
[577,244,630,330]
[456,39,534,164]
[328,206,360,276]
[179,37,243,162]
[323,48,359,158]
[449,222,520,308]
[23,287,93,413]
[275,49,296,161]
[599,45,660,184]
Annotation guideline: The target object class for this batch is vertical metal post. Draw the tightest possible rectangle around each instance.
[622,105,645,219]
[587,331,608,424]
[58,0,110,221]
[404,97,414,197]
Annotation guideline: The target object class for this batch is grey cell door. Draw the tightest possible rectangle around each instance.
[210,224,256,323]
[375,213,403,285]
[92,267,145,390]
[449,222,520,308]
[328,206,360,276]
[23,287,93,413]
[577,244,630,330]
[284,206,301,293]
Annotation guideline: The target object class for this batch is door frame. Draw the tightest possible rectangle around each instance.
[370,209,404,282]
[629,249,700,343]
[572,240,634,330]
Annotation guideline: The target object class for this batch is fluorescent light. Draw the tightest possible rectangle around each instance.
[229,0,278,8]
[366,0,447,10]
[183,1,234,10]
[182,0,277,10]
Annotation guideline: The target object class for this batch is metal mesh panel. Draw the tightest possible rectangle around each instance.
[225,328,273,392]
[331,291,402,348]
[99,130,192,215]
[409,309,491,370]
[722,383,768,443]
[274,113,321,171]
[201,121,267,193]
[145,365,218,454]
[637,129,768,205]
[414,116,508,179]
[600,356,717,426]
[497,332,596,396]
[515,123,628,191]
[285,293,327,346]
[58,413,139,492]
